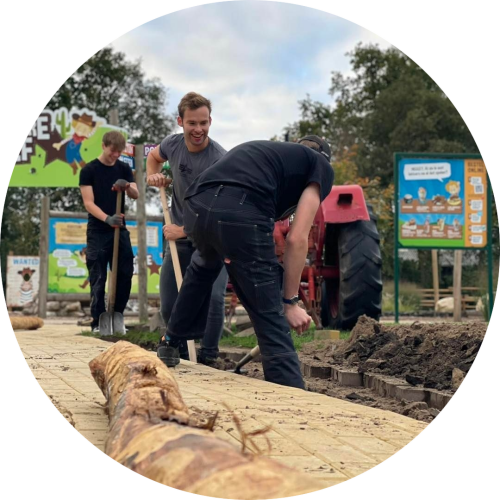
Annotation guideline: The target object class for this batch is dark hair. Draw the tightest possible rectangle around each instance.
[178,92,212,119]
[298,135,331,161]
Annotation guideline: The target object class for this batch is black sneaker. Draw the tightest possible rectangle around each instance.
[198,354,219,367]
[157,341,180,368]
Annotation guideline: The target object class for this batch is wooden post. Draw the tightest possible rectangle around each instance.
[135,145,149,323]
[453,250,463,322]
[432,250,439,314]
[108,108,119,126]
[38,197,50,318]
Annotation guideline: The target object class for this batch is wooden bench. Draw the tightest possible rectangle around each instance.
[417,287,480,313]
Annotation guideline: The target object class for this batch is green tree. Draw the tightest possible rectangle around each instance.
[49,46,175,143]
[287,44,478,186]
[1,46,175,293]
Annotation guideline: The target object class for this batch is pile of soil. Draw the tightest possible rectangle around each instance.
[301,316,486,391]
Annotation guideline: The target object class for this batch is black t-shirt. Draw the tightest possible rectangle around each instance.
[185,141,334,219]
[79,158,135,232]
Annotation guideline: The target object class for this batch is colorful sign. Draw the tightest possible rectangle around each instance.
[11,107,127,187]
[120,143,135,170]
[48,217,163,294]
[397,157,488,248]
[6,256,40,307]
[144,144,157,156]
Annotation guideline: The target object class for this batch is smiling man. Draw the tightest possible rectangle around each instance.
[146,92,228,366]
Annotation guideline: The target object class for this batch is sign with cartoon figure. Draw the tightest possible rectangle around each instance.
[397,157,488,248]
[11,107,127,187]
[6,256,40,307]
[47,217,163,294]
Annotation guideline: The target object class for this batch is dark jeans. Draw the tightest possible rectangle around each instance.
[86,229,134,327]
[161,240,228,359]
[167,185,304,389]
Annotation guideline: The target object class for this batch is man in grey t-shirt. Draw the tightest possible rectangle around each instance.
[146,92,228,365]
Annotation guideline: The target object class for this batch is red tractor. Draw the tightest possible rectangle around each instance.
[273,184,382,330]
[225,184,382,331]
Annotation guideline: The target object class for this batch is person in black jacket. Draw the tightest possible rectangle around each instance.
[161,136,334,388]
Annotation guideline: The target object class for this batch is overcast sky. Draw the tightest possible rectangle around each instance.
[112,1,391,150]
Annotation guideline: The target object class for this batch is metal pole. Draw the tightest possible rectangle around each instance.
[432,250,439,315]
[135,145,149,323]
[487,178,494,320]
[453,250,463,322]
[38,197,50,318]
[394,154,400,323]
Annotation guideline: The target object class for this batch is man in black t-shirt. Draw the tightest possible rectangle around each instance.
[79,131,139,332]
[165,136,334,389]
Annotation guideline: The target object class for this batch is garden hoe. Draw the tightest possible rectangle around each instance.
[99,191,125,336]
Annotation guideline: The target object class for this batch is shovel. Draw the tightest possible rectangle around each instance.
[159,186,197,363]
[99,190,126,336]
[229,345,261,374]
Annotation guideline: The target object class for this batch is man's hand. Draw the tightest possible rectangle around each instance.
[284,304,311,335]
[147,173,172,188]
[163,224,185,241]
[105,214,124,228]
[112,179,130,192]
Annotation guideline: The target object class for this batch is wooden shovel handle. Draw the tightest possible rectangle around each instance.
[160,186,197,363]
[108,191,122,313]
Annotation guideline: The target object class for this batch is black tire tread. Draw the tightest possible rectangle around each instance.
[323,206,383,330]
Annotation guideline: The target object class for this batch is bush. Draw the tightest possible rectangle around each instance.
[382,281,421,314]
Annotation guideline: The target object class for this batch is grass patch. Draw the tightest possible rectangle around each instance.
[79,327,161,348]
[219,327,351,351]
[80,324,352,353]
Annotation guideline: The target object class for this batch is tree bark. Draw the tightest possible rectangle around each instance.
[10,316,44,330]
[89,342,324,499]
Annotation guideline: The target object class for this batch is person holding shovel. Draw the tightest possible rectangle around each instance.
[80,131,139,333]
[164,136,334,389]
[146,92,228,365]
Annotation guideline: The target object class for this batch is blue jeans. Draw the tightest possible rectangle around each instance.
[167,185,304,389]
[161,240,228,359]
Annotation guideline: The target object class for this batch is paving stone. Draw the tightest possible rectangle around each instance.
[15,320,428,489]
[395,386,427,403]
[337,436,398,455]
[336,369,363,387]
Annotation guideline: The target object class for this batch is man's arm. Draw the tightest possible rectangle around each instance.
[145,143,184,239]
[80,186,123,227]
[125,182,139,199]
[146,145,171,187]
[282,183,321,334]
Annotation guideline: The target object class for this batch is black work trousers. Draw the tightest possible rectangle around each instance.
[86,229,134,327]
[167,185,305,389]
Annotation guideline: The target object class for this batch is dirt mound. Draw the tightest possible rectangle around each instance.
[305,316,486,391]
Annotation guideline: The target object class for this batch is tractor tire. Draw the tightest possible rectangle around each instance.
[321,206,382,330]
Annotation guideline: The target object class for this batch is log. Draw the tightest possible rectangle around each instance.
[89,341,324,499]
[10,316,44,330]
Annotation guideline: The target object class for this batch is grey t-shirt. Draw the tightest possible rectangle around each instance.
[159,133,226,228]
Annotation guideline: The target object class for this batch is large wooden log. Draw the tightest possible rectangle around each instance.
[89,341,325,499]
[10,316,44,330]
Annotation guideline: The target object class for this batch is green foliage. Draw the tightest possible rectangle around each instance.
[382,280,422,314]
[286,44,478,186]
[48,46,175,144]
